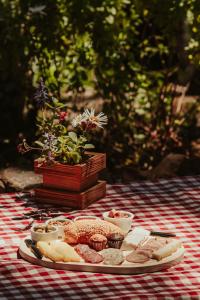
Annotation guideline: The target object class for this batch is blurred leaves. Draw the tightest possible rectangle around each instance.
[1,0,200,171]
[29,5,46,15]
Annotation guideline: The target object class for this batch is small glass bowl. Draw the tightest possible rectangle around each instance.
[103,210,134,235]
[31,224,58,242]
[74,215,100,222]
[46,217,72,239]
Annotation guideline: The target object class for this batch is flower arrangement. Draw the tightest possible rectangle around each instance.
[18,79,108,165]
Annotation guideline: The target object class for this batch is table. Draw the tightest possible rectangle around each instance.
[0,176,200,300]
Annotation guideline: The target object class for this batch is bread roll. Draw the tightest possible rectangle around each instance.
[153,239,182,261]
[64,219,123,244]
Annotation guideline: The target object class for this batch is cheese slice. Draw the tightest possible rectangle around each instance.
[37,241,63,262]
[121,227,150,251]
[152,239,182,261]
[49,241,81,262]
[37,240,82,262]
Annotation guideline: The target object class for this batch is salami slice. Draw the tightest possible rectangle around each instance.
[100,248,124,265]
[126,250,150,263]
[74,244,103,264]
[136,249,153,258]
[139,237,168,251]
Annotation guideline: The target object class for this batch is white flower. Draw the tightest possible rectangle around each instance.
[71,108,108,130]
[71,114,86,128]
[82,108,108,128]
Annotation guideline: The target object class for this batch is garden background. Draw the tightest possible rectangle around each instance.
[1,0,200,187]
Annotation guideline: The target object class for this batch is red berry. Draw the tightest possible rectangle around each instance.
[59,111,67,121]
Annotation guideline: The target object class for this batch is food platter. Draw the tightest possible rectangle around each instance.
[18,210,185,274]
[19,237,185,275]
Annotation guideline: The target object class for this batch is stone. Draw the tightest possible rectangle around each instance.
[1,167,43,191]
[147,153,186,180]
[121,153,186,182]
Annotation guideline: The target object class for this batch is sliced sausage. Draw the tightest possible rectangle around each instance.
[100,248,124,265]
[136,249,153,258]
[74,244,103,264]
[126,250,150,263]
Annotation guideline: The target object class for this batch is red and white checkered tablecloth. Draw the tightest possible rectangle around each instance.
[0,176,200,300]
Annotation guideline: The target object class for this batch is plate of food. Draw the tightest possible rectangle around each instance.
[18,210,185,274]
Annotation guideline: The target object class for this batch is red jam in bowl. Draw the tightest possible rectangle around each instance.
[108,209,130,218]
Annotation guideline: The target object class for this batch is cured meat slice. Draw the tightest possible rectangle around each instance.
[130,237,171,262]
[136,249,153,258]
[100,248,124,265]
[126,250,150,263]
[74,244,103,264]
[139,237,168,252]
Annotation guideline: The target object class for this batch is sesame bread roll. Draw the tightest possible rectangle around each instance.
[64,219,124,244]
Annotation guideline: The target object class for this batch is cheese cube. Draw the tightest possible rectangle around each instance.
[121,227,150,250]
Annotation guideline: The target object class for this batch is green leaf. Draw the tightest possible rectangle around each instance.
[35,141,45,148]
[45,102,54,109]
[57,103,68,109]
[83,144,95,149]
[79,136,87,143]
[66,145,74,151]
[70,151,82,164]
[68,132,78,142]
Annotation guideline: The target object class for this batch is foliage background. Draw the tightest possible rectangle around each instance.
[0,0,200,178]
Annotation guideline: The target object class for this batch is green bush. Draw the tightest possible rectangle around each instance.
[0,0,200,173]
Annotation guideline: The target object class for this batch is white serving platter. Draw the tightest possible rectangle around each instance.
[19,237,185,275]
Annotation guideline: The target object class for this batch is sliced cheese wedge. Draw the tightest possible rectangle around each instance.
[37,241,63,262]
[49,241,81,262]
[152,239,182,261]
[121,227,150,251]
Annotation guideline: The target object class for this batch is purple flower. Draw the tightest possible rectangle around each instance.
[42,133,58,152]
[34,78,52,107]
[47,151,55,162]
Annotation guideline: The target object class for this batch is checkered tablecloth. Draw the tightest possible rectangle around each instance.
[0,176,200,300]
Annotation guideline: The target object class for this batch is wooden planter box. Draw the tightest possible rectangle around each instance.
[34,152,106,192]
[34,181,106,209]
